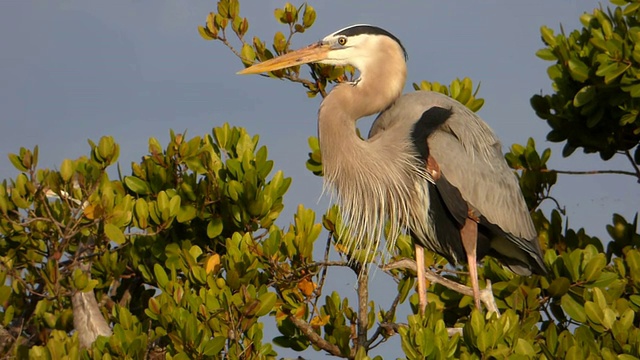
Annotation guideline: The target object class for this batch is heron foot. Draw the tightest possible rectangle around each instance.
[383,259,500,316]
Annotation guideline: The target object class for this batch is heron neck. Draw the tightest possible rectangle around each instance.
[317,61,406,164]
[314,60,418,260]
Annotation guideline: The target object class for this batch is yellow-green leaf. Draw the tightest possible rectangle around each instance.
[104,223,125,244]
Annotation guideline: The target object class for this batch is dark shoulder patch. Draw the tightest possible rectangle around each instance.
[335,25,408,60]
[411,106,452,159]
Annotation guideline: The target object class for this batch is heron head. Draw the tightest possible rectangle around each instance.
[237,24,407,75]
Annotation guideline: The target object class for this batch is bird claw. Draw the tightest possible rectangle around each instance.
[383,259,501,316]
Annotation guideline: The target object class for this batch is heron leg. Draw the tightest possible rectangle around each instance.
[461,217,481,310]
[415,245,427,315]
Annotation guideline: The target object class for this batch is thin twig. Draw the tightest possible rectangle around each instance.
[365,289,403,348]
[540,168,637,177]
[256,71,318,90]
[623,149,640,181]
[313,232,333,305]
[539,195,566,215]
[218,28,243,59]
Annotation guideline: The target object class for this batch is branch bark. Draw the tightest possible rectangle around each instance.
[383,259,500,315]
[365,287,402,348]
[72,240,112,348]
[287,315,345,357]
[540,168,637,177]
[356,269,368,353]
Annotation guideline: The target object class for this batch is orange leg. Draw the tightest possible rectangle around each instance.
[461,217,481,310]
[415,245,427,315]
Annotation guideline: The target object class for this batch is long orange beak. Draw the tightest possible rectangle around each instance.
[237,42,330,75]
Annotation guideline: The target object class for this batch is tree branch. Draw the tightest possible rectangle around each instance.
[365,288,402,349]
[383,259,500,315]
[313,232,333,306]
[540,168,637,177]
[255,70,319,95]
[623,149,640,182]
[356,269,368,353]
[287,315,345,357]
[72,239,112,348]
[539,195,566,215]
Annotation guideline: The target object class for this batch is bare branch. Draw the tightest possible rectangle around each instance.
[365,288,403,349]
[313,232,333,305]
[539,195,566,215]
[623,149,640,182]
[218,29,243,59]
[383,259,500,315]
[287,315,345,357]
[356,269,368,352]
[254,69,319,94]
[540,168,637,177]
[73,239,112,348]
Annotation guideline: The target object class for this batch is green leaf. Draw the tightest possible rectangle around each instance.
[241,43,256,66]
[72,269,89,290]
[621,112,638,126]
[561,294,586,323]
[511,143,525,156]
[605,63,629,84]
[207,218,223,238]
[154,263,169,288]
[168,195,181,218]
[573,85,596,107]
[202,337,226,356]
[104,223,126,244]
[536,48,557,61]
[540,26,557,46]
[254,292,277,317]
[627,249,640,282]
[274,8,286,24]
[60,159,74,183]
[302,4,316,28]
[177,205,197,223]
[8,153,28,172]
[124,176,151,195]
[514,338,536,356]
[273,31,287,54]
[583,254,605,282]
[189,245,203,261]
[567,58,589,82]
[198,25,215,40]
[584,301,604,325]
[547,277,571,297]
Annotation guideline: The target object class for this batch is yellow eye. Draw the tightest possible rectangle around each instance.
[337,37,347,46]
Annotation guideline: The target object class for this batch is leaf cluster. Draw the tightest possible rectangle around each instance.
[2,0,640,359]
[531,1,640,163]
[199,1,355,99]
[0,125,298,358]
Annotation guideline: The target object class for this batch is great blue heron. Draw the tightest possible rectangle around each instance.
[239,24,546,311]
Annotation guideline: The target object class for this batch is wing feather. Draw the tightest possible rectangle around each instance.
[370,91,536,240]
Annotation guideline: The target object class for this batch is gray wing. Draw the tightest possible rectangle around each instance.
[369,91,536,240]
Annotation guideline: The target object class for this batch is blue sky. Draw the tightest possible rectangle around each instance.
[1,0,638,357]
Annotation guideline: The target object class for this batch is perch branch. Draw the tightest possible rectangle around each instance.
[383,259,500,315]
